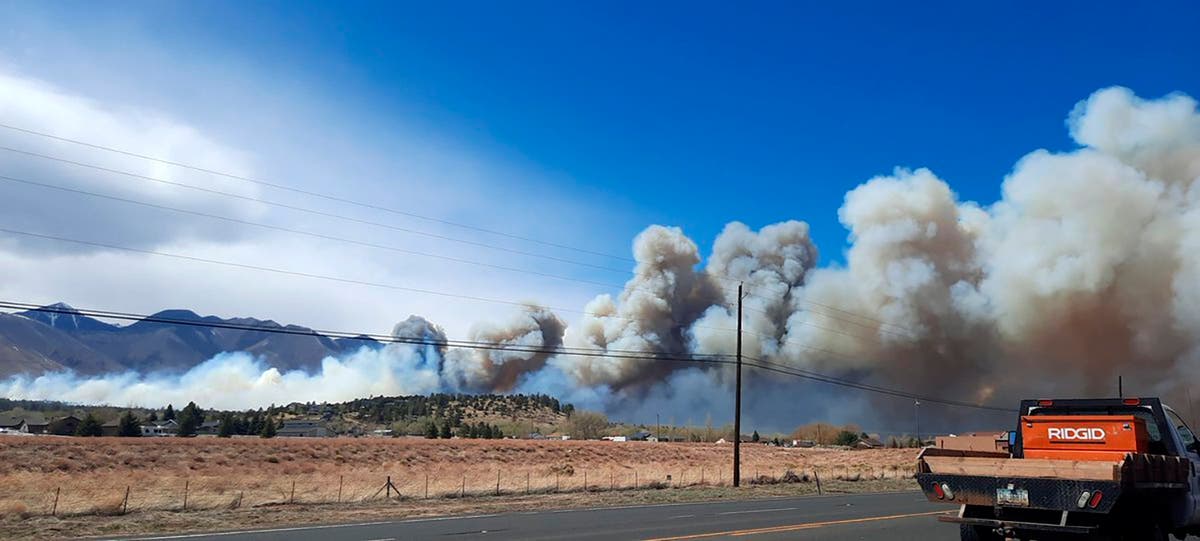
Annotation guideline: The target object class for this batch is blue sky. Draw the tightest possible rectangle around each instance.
[1,1,1198,332]
[112,0,1200,261]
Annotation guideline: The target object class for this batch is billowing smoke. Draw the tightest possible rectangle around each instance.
[5,86,1200,430]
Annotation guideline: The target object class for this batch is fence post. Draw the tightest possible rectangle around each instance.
[460,474,465,498]
[237,491,243,509]
[701,468,705,485]
[183,479,189,510]
[526,471,530,494]
[337,475,343,503]
[425,472,429,499]
[122,486,130,515]
[555,471,559,492]
[290,479,296,504]
[634,471,638,489]
[814,470,823,496]
[52,487,60,516]
[584,470,587,492]
[495,470,500,496]
[610,470,614,491]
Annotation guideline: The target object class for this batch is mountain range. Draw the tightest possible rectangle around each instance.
[0,303,379,378]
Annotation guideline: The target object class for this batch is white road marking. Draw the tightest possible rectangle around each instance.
[717,507,798,516]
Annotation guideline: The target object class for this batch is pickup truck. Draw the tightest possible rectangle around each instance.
[917,398,1200,540]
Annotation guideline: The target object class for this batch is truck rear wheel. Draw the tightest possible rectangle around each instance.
[960,524,1003,541]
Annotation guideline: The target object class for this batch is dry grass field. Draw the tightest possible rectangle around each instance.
[0,436,918,527]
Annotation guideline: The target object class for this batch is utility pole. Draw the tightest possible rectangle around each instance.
[914,400,921,447]
[733,283,743,487]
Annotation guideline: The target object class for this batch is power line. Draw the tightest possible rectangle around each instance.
[0,301,732,361]
[0,121,636,264]
[0,143,920,336]
[0,144,637,276]
[0,130,950,350]
[0,226,742,335]
[0,300,1013,413]
[0,173,643,293]
[743,355,1015,412]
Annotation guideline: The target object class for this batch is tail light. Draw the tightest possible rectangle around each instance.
[932,483,945,499]
[1122,398,1141,406]
[1089,491,1104,508]
[1038,400,1054,407]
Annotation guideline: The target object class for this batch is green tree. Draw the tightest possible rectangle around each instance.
[147,411,158,423]
[75,413,103,437]
[751,430,760,443]
[834,430,861,446]
[260,416,277,438]
[217,413,235,438]
[566,411,608,440]
[424,421,439,439]
[492,424,503,439]
[440,419,452,439]
[117,411,141,437]
[163,404,175,421]
[176,401,203,437]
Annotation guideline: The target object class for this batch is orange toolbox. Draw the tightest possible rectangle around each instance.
[1021,415,1150,461]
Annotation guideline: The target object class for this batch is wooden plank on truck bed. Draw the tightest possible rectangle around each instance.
[923,456,1120,481]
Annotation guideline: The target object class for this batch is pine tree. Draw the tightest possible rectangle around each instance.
[425,421,439,439]
[75,413,103,437]
[217,413,234,438]
[440,419,452,439]
[260,416,277,438]
[176,401,202,437]
[164,404,176,421]
[117,411,141,437]
[147,411,158,423]
[492,424,502,439]
[752,430,760,443]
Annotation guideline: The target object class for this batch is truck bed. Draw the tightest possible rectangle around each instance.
[918,447,1192,486]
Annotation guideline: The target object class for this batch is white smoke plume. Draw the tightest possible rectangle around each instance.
[5,86,1200,428]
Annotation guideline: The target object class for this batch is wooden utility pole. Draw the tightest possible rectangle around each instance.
[733,283,743,487]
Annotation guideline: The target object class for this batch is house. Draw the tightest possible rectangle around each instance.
[47,415,81,436]
[602,436,628,442]
[101,419,122,437]
[856,437,886,449]
[0,411,48,434]
[141,419,179,437]
[629,430,653,441]
[277,420,328,438]
[197,420,222,436]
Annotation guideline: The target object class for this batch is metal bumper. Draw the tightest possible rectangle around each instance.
[916,473,1122,514]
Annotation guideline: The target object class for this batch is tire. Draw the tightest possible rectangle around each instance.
[960,524,1003,541]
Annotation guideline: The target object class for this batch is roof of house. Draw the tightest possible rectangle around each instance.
[0,411,48,427]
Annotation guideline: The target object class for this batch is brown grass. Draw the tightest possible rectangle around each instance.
[0,437,919,526]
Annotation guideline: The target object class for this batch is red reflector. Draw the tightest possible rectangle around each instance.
[1089,491,1103,508]
[933,483,945,499]
[1038,400,1054,407]
[1123,398,1141,406]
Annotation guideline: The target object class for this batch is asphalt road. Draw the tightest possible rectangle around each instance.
[125,491,959,541]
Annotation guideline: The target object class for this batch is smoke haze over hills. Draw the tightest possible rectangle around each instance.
[5,86,1200,431]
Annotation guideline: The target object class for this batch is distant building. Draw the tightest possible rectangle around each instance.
[277,420,328,438]
[47,415,81,436]
[629,430,653,441]
[196,420,222,436]
[141,419,179,437]
[792,439,816,448]
[602,436,628,442]
[101,419,122,437]
[0,411,48,434]
[856,437,886,449]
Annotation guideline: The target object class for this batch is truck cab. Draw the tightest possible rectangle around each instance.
[917,398,1200,540]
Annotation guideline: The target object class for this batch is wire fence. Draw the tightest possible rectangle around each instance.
[0,465,915,518]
